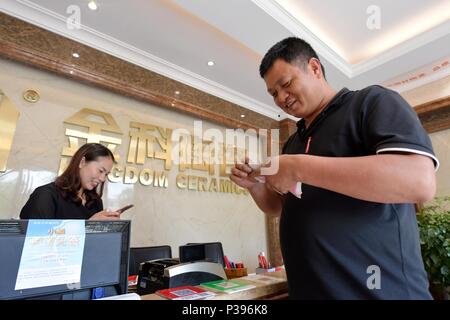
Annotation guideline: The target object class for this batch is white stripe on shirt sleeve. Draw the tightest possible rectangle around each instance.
[376,147,439,171]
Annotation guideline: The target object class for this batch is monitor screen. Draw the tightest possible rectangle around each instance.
[0,220,130,300]
[179,242,225,267]
[179,244,205,263]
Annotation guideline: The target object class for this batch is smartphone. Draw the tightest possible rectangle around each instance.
[116,204,134,214]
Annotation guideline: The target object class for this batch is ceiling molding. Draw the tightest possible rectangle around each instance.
[0,40,273,132]
[415,95,450,114]
[1,0,282,120]
[415,95,450,133]
[251,0,352,77]
[351,20,450,77]
[388,67,450,93]
[253,0,450,78]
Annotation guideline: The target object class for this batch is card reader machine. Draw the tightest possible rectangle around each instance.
[136,258,226,295]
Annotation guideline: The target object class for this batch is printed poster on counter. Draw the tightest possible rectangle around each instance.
[15,220,86,290]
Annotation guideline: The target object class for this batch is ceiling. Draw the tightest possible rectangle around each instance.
[1,0,449,120]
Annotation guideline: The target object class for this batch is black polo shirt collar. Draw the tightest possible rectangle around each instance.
[296,88,350,137]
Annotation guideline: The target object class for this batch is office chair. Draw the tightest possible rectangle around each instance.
[129,245,172,275]
[179,242,225,267]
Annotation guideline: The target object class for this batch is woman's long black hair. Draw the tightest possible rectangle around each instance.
[55,143,115,208]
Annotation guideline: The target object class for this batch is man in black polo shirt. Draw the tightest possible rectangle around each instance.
[230,37,438,299]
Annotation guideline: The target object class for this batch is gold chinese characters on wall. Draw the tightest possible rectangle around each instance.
[0,90,20,172]
[60,108,249,195]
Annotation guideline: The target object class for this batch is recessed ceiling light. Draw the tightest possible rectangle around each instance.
[72,52,80,58]
[174,91,180,95]
[240,114,245,118]
[207,61,215,66]
[69,70,74,74]
[171,103,175,107]
[88,1,98,10]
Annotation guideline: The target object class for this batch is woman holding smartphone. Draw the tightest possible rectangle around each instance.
[20,143,122,220]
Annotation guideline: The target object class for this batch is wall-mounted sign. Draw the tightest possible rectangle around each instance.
[0,90,20,172]
[60,108,251,195]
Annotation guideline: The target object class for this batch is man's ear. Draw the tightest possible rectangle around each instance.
[79,156,86,169]
[309,58,323,78]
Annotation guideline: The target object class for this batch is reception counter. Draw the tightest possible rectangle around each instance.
[140,270,288,300]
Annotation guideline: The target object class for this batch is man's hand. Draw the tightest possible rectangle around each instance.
[230,157,284,217]
[230,157,260,189]
[261,155,299,195]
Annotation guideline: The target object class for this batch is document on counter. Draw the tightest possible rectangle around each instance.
[156,286,216,300]
[244,274,285,285]
[200,279,255,294]
[97,293,141,300]
[15,220,86,290]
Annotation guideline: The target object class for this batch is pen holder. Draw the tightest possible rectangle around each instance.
[225,268,248,279]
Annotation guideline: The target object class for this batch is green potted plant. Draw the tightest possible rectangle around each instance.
[417,196,450,300]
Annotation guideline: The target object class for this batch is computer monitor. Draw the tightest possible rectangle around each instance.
[0,220,130,300]
[179,242,225,267]
[129,245,172,276]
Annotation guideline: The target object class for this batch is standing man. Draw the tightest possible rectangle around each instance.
[231,37,438,299]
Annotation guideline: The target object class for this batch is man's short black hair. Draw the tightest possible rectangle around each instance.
[259,37,326,79]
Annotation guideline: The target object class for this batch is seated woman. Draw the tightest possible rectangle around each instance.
[20,143,120,220]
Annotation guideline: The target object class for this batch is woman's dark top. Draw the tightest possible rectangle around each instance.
[20,182,103,219]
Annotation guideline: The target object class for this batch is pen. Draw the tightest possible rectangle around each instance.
[260,251,268,269]
[258,254,264,268]
[224,255,232,269]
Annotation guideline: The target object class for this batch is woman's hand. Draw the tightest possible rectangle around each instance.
[89,209,121,220]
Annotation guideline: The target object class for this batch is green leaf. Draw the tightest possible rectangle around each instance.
[417,198,450,287]
[440,266,449,276]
